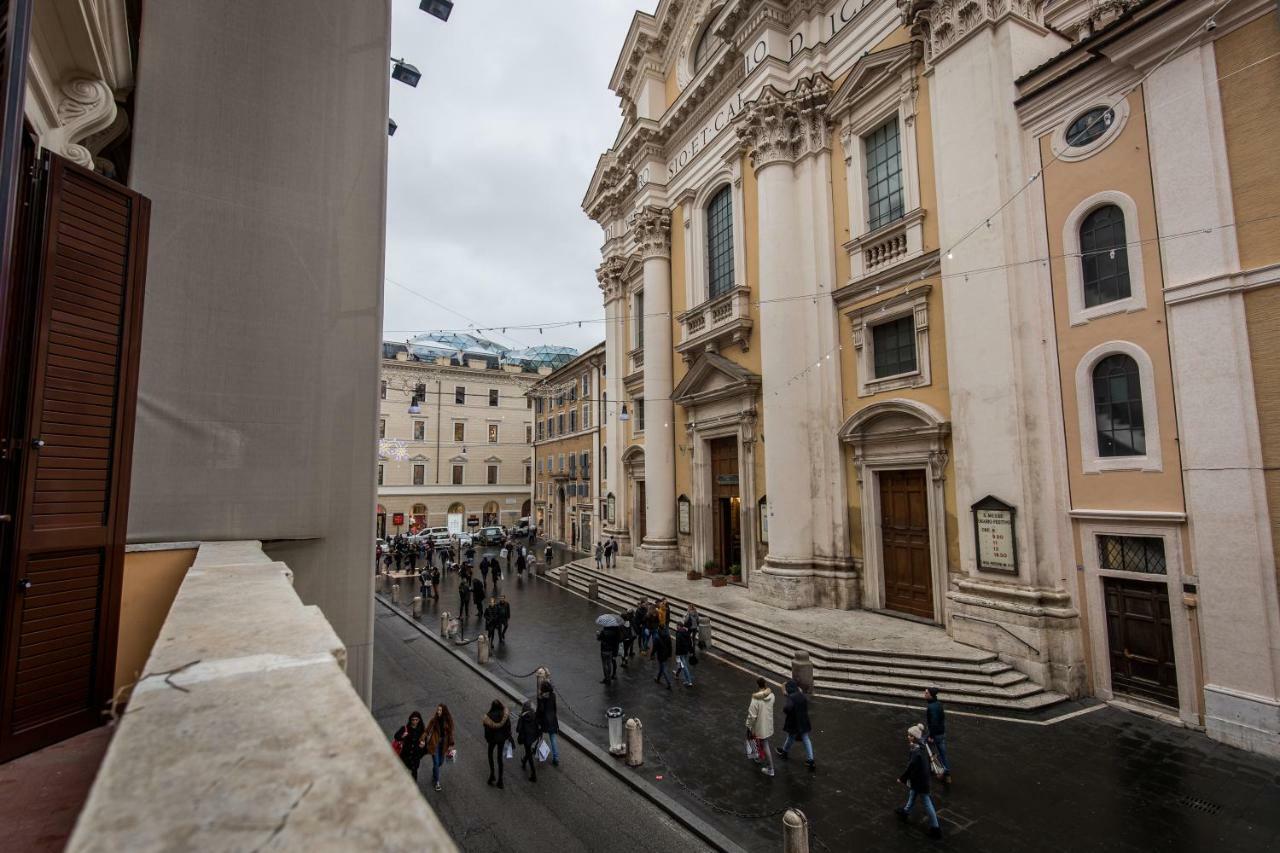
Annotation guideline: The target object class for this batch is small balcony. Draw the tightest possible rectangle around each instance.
[629,346,645,373]
[675,286,753,362]
[844,208,926,283]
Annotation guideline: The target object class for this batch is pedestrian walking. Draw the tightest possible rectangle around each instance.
[656,597,670,629]
[424,704,455,792]
[456,576,471,621]
[465,543,476,563]
[480,556,491,588]
[536,681,560,767]
[651,625,673,690]
[408,548,418,573]
[482,699,513,789]
[492,553,503,589]
[543,542,553,567]
[775,680,815,770]
[745,677,777,777]
[497,595,511,645]
[484,597,500,648]
[515,548,527,576]
[634,601,650,652]
[620,609,635,666]
[428,564,440,600]
[598,621,621,684]
[684,604,703,662]
[594,541,604,570]
[471,576,486,619]
[607,536,618,567]
[515,700,541,783]
[392,710,428,781]
[924,687,950,784]
[896,724,942,839]
[674,624,694,686]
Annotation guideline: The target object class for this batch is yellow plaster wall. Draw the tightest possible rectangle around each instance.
[1244,285,1280,591]
[1216,13,1280,271]
[115,548,195,700]
[1039,88,1184,514]
[665,64,680,111]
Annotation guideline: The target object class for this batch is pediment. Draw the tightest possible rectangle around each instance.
[672,351,761,406]
[828,42,921,119]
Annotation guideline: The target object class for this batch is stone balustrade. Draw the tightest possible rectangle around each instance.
[676,285,753,360]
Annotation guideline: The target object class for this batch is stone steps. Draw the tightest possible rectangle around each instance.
[555,562,1069,712]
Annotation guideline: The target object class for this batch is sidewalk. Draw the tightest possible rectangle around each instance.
[583,556,987,659]
[387,565,1280,852]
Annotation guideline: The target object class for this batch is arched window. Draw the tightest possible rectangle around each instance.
[483,501,499,526]
[693,23,717,71]
[706,185,734,299]
[1092,354,1145,457]
[1080,204,1131,308]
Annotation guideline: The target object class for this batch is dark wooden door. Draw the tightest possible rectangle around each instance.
[880,469,933,620]
[636,481,646,541]
[0,155,150,761]
[710,437,740,573]
[1104,577,1178,708]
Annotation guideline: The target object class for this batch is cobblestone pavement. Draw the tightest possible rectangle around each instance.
[387,544,1280,852]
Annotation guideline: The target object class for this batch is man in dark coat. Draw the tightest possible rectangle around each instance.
[650,626,673,689]
[535,681,560,766]
[896,724,941,838]
[470,576,485,619]
[483,597,501,647]
[496,595,511,645]
[924,687,950,783]
[456,575,471,621]
[775,680,815,770]
[515,700,541,782]
[597,623,621,684]
[674,624,694,686]
[479,556,491,588]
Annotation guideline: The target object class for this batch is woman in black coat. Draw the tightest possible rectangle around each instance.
[536,681,560,766]
[482,699,513,788]
[392,710,428,780]
[515,699,542,782]
[776,680,815,769]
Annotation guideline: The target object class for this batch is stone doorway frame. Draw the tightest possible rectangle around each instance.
[622,444,645,556]
[840,399,950,625]
[688,412,759,586]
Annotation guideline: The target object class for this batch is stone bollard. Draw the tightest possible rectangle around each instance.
[624,717,643,767]
[588,579,599,601]
[391,582,401,605]
[700,616,713,650]
[791,650,814,692]
[535,560,546,577]
[558,565,569,586]
[411,596,423,618]
[782,808,810,853]
[439,611,451,637]
[477,633,490,664]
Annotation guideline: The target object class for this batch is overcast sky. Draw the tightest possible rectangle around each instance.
[385,1,648,355]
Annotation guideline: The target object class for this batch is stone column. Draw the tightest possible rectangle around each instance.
[632,207,680,572]
[597,258,630,552]
[734,84,819,607]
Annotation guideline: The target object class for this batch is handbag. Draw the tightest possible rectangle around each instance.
[446,747,457,762]
[744,738,757,758]
[536,739,551,763]
[503,741,514,760]
[925,742,945,779]
[392,737,403,756]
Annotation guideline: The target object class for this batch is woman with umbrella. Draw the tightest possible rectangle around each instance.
[595,613,623,685]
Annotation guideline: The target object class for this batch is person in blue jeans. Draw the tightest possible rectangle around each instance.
[536,681,561,766]
[650,625,673,689]
[674,624,694,686]
[897,724,941,839]
[424,704,455,793]
[775,680,815,770]
[924,686,950,784]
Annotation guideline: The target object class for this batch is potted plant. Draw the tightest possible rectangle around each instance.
[687,560,708,581]
[710,560,729,587]
[729,563,742,584]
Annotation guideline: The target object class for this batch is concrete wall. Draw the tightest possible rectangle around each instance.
[124,0,391,700]
[114,546,196,701]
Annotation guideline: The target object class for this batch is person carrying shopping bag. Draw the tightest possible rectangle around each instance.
[482,699,513,789]
[745,678,776,778]
[423,704,455,792]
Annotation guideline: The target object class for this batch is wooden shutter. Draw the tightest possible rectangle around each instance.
[0,154,149,761]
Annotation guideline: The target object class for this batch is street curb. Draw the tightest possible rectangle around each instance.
[376,595,748,853]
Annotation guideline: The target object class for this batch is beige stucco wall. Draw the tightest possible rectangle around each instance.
[114,548,196,700]
[1039,88,1184,514]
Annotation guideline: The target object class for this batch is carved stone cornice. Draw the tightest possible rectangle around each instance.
[734,74,834,172]
[596,257,628,304]
[632,206,673,260]
[899,0,1046,65]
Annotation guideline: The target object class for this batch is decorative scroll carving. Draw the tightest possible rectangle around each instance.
[633,206,673,260]
[55,77,119,170]
[734,75,834,172]
[597,257,628,303]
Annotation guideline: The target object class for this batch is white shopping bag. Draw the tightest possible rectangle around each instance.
[503,741,514,760]
[536,739,551,763]
[745,738,757,758]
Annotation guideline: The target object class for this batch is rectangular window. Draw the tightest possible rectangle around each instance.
[379,419,386,439]
[536,397,543,413]
[581,452,590,478]
[377,464,384,486]
[582,374,591,398]
[487,465,498,485]
[635,291,644,349]
[452,464,464,485]
[569,410,578,432]
[453,422,465,442]
[413,464,425,485]
[872,315,917,378]
[488,424,499,444]
[537,422,544,441]
[601,392,607,427]
[526,425,533,443]
[489,389,499,407]
[570,384,577,403]
[635,398,645,432]
[569,454,577,475]
[558,413,565,434]
[864,118,904,231]
[380,380,387,400]
[582,404,590,430]
[455,385,466,405]
[558,454,565,472]
[413,421,425,441]
[525,465,532,485]
[1098,535,1167,575]
[602,446,607,474]
[527,395,533,409]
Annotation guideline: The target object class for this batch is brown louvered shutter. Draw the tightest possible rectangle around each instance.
[0,154,149,761]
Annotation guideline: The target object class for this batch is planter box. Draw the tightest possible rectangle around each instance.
[686,571,703,581]
[711,576,728,588]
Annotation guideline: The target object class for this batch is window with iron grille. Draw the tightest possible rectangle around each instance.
[1093,354,1145,457]
[455,385,466,404]
[488,424,499,444]
[872,315,916,378]
[706,185,735,299]
[413,464,425,486]
[1080,204,1131,308]
[377,464,383,486]
[864,119,904,231]
[453,422,465,442]
[1098,534,1166,574]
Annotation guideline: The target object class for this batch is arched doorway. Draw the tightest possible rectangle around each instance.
[411,503,427,532]
[556,486,566,543]
[376,504,387,539]
[483,501,499,526]
[621,445,645,554]
[520,498,531,517]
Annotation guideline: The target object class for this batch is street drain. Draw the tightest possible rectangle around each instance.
[1178,795,1223,816]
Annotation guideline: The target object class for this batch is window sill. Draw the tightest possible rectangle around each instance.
[1069,297,1144,327]
[859,369,926,398]
[1082,455,1162,474]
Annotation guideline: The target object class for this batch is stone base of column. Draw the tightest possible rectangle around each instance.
[635,539,681,573]
[946,578,1086,696]
[603,526,632,556]
[1204,685,1280,759]
[750,558,861,611]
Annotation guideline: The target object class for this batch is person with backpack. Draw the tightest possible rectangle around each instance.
[674,624,694,687]
[482,700,513,788]
[544,542,554,567]
[634,601,650,653]
[897,724,941,839]
[536,681,561,767]
[650,625,673,690]
[515,700,541,783]
[775,680,815,771]
[745,678,776,777]
[424,704,455,792]
[924,687,950,784]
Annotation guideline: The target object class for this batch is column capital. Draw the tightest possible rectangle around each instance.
[596,257,628,303]
[632,205,672,260]
[734,74,834,173]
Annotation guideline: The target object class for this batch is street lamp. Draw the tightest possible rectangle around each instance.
[420,0,453,21]
[619,403,630,422]
[390,58,422,87]
[408,395,422,414]
[388,119,398,136]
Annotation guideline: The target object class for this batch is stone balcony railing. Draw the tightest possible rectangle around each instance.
[67,541,454,852]
[628,346,644,373]
[844,208,926,283]
[675,285,753,360]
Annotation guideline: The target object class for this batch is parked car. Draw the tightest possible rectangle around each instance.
[429,531,453,547]
[513,517,532,537]
[456,531,474,547]
[477,526,505,545]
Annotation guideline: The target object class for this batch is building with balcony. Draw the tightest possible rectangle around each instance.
[584,0,1280,756]
[529,342,606,550]
[375,335,577,536]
